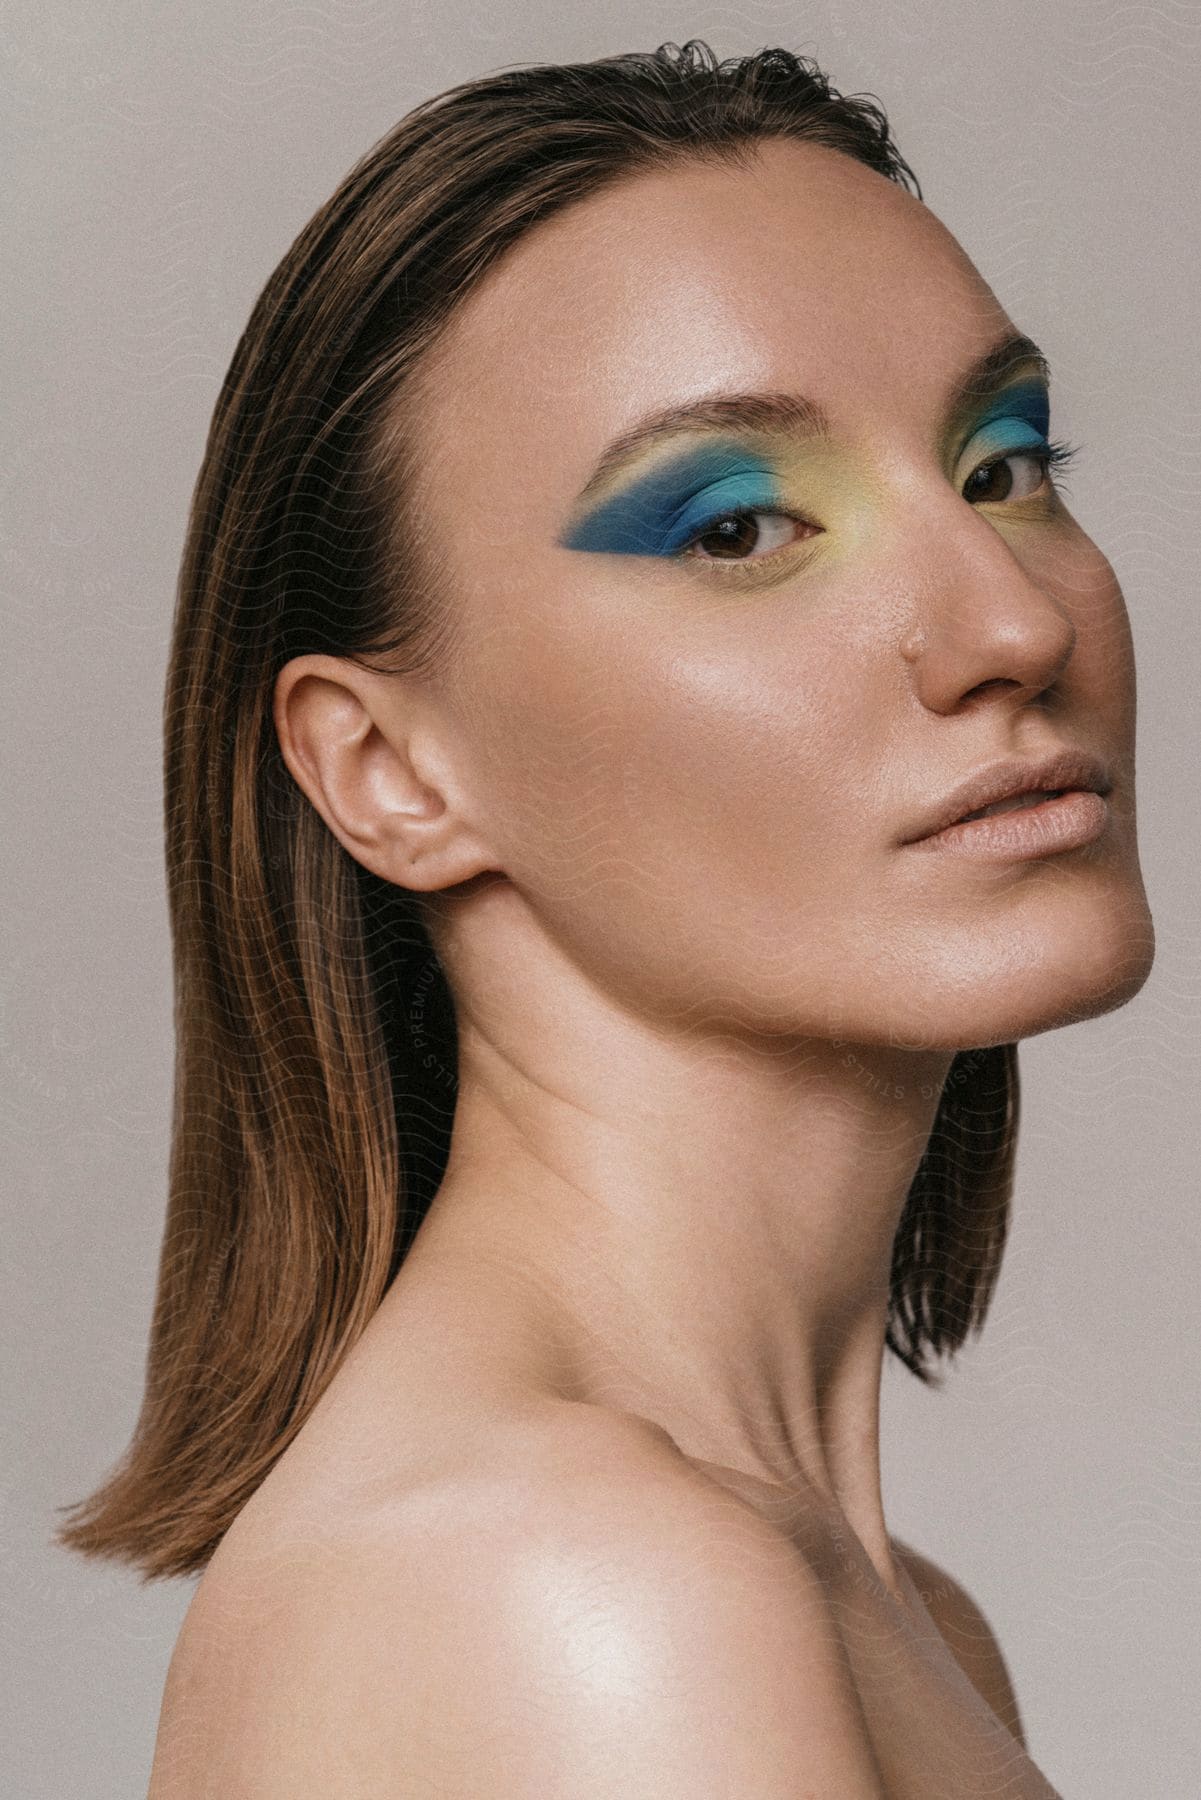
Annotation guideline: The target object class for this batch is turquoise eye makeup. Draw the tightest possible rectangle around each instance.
[966,376,1051,445]
[959,377,1059,468]
[959,377,1081,498]
[558,441,786,558]
[557,367,1079,571]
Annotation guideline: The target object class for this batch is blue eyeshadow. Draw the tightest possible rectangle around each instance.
[970,378,1051,444]
[559,441,783,557]
[558,377,1054,562]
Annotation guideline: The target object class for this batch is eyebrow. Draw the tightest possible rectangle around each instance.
[570,331,1050,509]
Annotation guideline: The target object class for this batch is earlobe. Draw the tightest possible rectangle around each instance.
[272,654,501,893]
[373,731,504,893]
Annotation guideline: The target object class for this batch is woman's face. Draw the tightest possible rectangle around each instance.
[404,136,1153,1051]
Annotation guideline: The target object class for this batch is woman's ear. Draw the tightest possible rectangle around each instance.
[272,654,501,892]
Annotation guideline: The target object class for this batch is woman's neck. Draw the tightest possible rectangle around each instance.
[413,918,953,1589]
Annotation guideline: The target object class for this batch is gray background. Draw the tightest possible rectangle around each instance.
[3,3,1198,1796]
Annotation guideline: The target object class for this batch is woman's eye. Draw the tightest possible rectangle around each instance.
[963,447,1056,505]
[669,443,1075,568]
[676,508,813,562]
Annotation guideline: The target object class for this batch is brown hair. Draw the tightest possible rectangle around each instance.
[57,39,1017,1582]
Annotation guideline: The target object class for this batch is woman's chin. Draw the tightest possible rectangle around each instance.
[901,889,1156,1051]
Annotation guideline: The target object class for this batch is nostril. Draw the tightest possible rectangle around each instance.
[963,677,1022,703]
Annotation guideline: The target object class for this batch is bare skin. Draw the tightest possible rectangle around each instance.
[150,138,1153,1794]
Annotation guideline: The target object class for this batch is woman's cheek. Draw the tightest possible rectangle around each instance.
[610,657,840,889]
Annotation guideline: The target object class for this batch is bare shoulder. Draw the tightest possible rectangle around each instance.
[150,1408,888,1798]
[892,1537,1029,1751]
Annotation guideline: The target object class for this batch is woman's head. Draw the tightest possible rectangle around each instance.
[58,41,1152,1580]
[286,132,1151,1058]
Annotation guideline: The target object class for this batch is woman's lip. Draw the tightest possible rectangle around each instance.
[903,788,1110,859]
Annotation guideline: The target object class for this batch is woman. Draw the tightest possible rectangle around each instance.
[59,40,1154,1796]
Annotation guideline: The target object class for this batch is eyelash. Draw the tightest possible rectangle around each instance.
[672,437,1084,576]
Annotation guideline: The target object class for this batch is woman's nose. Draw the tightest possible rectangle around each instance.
[899,508,1077,716]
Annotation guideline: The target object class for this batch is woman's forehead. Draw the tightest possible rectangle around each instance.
[414,141,1006,505]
